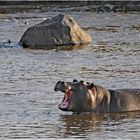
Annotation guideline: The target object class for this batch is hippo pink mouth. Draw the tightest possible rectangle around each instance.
[59,90,72,110]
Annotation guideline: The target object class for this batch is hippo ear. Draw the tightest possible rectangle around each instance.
[73,79,78,83]
[86,82,89,85]
[87,83,95,89]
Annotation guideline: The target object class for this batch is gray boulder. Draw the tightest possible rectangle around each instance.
[19,14,92,49]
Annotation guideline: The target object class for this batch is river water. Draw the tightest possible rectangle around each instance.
[0,9,140,139]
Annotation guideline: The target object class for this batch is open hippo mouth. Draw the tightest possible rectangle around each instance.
[54,81,72,111]
[58,90,72,111]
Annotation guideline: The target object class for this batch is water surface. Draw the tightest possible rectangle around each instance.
[0,10,140,139]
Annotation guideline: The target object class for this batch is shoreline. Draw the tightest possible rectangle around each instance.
[0,1,140,13]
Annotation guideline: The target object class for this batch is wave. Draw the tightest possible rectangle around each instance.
[0,41,21,48]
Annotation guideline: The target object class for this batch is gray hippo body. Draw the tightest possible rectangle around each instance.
[109,89,140,113]
[54,80,140,113]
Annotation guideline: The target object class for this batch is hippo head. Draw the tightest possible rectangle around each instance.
[54,80,97,112]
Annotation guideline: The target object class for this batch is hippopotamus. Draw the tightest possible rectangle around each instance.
[54,80,140,113]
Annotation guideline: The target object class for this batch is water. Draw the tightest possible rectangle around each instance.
[0,10,140,139]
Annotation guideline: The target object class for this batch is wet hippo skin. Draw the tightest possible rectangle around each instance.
[54,80,140,113]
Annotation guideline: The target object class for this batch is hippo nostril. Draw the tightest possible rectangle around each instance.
[54,81,66,91]
[54,86,59,91]
[54,81,61,91]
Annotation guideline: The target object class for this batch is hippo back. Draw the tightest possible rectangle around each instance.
[109,89,140,112]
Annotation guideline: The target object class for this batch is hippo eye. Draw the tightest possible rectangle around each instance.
[69,85,77,91]
[69,88,75,92]
[73,79,78,83]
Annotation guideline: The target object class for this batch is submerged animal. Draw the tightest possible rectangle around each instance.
[54,80,140,113]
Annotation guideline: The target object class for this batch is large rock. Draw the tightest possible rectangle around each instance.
[19,14,92,49]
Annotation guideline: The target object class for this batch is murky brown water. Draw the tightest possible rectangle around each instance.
[0,10,140,139]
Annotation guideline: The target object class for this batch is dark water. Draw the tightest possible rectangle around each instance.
[0,10,140,139]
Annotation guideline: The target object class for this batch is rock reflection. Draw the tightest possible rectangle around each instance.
[23,44,88,51]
